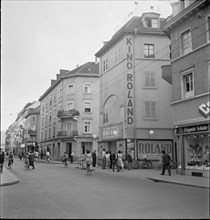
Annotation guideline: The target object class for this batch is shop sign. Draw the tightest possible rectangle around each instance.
[198,102,210,118]
[137,140,172,160]
[183,124,208,134]
[126,36,134,126]
[102,123,122,140]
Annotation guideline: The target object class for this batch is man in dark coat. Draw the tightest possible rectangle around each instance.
[161,150,171,176]
[112,150,119,172]
[91,150,97,167]
[29,152,35,169]
[0,148,5,173]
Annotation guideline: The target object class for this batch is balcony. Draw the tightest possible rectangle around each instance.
[57,130,78,138]
[161,64,172,84]
[57,109,80,119]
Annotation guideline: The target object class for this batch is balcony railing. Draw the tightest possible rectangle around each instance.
[57,109,80,119]
[57,130,78,138]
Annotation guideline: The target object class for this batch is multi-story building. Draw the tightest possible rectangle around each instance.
[95,12,173,165]
[161,0,210,176]
[24,101,41,152]
[39,62,99,159]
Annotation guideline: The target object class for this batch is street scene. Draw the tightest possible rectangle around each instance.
[1,0,210,219]
[1,158,209,219]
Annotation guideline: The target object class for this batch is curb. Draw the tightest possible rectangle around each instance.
[146,177,209,189]
[0,179,20,187]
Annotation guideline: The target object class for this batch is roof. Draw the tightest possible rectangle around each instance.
[95,14,166,57]
[39,62,99,101]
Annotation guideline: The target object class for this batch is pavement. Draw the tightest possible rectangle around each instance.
[1,158,209,189]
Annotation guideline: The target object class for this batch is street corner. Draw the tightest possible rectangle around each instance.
[0,167,19,187]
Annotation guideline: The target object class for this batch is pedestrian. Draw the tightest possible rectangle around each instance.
[8,151,14,168]
[118,150,124,171]
[105,151,110,169]
[70,151,74,163]
[127,150,133,170]
[40,150,44,159]
[109,151,113,169]
[91,150,97,167]
[34,150,39,162]
[112,150,119,172]
[28,152,35,169]
[0,148,5,174]
[46,151,50,162]
[160,150,171,176]
[102,149,106,169]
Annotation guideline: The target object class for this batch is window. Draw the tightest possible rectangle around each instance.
[49,128,51,139]
[181,29,192,55]
[67,101,74,110]
[32,116,36,122]
[103,112,108,123]
[144,100,157,119]
[182,72,194,99]
[50,99,52,107]
[67,84,74,94]
[144,44,155,58]
[103,59,108,72]
[67,121,73,131]
[207,16,210,43]
[151,19,158,28]
[84,83,92,94]
[84,101,92,113]
[53,126,56,137]
[83,120,91,133]
[144,71,155,87]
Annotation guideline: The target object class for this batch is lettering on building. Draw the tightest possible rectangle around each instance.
[126,36,134,125]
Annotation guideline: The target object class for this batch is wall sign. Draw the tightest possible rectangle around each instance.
[102,123,123,140]
[183,124,208,134]
[126,36,134,126]
[137,140,172,160]
[198,101,210,118]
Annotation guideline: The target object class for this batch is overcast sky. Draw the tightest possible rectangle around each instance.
[1,0,173,132]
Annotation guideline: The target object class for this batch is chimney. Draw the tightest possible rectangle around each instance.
[170,1,180,17]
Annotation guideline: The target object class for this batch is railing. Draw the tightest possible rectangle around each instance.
[57,130,78,137]
[57,109,80,119]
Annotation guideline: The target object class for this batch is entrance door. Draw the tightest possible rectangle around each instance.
[66,143,72,158]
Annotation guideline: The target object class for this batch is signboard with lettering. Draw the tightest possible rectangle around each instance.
[137,140,173,160]
[198,102,210,118]
[102,123,123,140]
[126,36,134,126]
[183,124,208,134]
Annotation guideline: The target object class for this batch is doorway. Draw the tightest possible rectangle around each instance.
[66,142,72,158]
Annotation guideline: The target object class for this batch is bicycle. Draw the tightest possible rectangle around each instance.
[141,158,153,169]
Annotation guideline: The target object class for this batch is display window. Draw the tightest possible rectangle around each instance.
[184,133,210,170]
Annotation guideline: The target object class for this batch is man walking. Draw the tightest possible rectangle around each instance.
[92,150,97,167]
[160,150,171,176]
[0,148,5,173]
[127,150,133,170]
[112,151,119,172]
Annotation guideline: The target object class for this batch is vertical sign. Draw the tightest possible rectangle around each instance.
[126,36,134,126]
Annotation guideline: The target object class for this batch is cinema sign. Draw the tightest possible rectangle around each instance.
[137,140,173,159]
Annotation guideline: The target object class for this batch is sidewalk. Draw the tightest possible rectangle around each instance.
[1,159,209,189]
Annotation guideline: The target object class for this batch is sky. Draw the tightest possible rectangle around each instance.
[1,0,173,133]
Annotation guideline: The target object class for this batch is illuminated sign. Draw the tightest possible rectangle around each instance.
[198,101,210,118]
[102,123,123,140]
[126,36,134,125]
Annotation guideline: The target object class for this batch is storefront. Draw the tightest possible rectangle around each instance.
[177,123,210,177]
[99,123,126,161]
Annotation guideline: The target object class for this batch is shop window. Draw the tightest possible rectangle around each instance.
[185,134,210,170]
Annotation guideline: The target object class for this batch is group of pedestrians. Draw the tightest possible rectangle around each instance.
[101,149,132,172]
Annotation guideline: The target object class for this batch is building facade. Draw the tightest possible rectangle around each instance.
[95,12,174,166]
[162,0,210,176]
[39,62,99,160]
